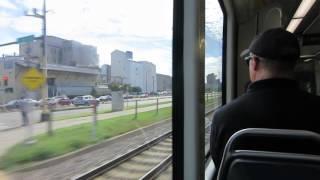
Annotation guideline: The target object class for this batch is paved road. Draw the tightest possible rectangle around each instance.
[0,103,172,156]
[0,97,172,131]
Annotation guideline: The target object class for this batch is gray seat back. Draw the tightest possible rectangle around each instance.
[217,128,320,180]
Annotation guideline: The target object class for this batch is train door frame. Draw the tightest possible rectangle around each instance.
[172,0,227,179]
[172,0,205,178]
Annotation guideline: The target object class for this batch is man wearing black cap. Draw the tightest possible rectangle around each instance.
[210,28,320,168]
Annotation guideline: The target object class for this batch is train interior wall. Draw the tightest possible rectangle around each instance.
[233,1,320,97]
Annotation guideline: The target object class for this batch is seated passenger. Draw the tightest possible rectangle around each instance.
[210,28,320,168]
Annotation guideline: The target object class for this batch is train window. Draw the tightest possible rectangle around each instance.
[0,0,173,179]
[205,0,223,159]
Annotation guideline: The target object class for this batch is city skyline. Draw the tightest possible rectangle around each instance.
[0,0,223,77]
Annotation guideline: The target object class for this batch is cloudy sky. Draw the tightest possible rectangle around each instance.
[0,0,223,78]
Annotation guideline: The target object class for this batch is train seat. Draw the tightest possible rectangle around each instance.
[216,128,320,180]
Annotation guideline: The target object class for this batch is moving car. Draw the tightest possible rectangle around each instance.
[56,97,72,106]
[72,95,99,106]
[2,100,21,110]
[1,99,39,110]
[96,95,112,103]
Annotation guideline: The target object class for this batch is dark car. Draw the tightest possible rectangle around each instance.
[57,97,72,106]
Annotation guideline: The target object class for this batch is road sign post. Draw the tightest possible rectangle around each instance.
[20,68,45,91]
[156,98,159,114]
[20,67,52,135]
[135,100,138,119]
[17,35,35,44]
[23,91,37,145]
[92,103,98,140]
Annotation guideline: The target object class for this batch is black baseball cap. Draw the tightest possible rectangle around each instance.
[241,28,300,63]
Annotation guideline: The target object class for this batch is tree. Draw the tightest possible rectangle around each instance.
[121,84,131,93]
[108,83,121,91]
[91,87,97,97]
[130,86,142,93]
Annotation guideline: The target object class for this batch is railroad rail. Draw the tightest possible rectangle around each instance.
[72,108,216,180]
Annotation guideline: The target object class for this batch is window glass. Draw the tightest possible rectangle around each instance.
[295,56,320,95]
[205,0,223,157]
[0,0,172,179]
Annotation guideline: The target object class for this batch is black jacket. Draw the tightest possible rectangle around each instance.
[210,78,320,167]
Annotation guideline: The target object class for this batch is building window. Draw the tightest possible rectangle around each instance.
[5,87,13,93]
[4,80,8,86]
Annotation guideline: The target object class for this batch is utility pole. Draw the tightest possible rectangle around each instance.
[145,71,147,93]
[25,0,51,135]
[152,76,154,93]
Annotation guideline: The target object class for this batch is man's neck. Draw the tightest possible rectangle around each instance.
[252,71,294,82]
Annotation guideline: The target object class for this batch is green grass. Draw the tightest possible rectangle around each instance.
[124,100,171,110]
[0,107,172,170]
[205,95,222,110]
[54,101,172,121]
[54,112,94,121]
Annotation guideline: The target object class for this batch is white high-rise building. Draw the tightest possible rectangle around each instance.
[111,50,130,84]
[111,50,157,93]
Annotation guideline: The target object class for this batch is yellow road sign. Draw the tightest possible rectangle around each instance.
[21,68,45,91]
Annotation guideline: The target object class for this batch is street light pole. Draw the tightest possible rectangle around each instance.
[25,0,51,135]
[145,71,147,93]
[42,0,48,107]
[42,0,52,135]
[152,76,154,93]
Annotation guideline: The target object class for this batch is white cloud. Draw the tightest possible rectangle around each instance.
[0,8,41,35]
[0,0,17,10]
[45,0,173,75]
[11,16,42,34]
[19,0,42,10]
[206,0,223,41]
[46,0,172,39]
[0,12,12,28]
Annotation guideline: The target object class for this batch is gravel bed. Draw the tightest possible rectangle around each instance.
[11,121,172,180]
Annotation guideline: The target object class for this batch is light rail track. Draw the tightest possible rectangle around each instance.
[73,108,216,180]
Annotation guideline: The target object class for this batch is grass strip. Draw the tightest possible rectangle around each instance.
[123,100,171,110]
[0,107,172,170]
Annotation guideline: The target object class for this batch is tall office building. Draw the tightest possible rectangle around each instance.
[111,50,157,93]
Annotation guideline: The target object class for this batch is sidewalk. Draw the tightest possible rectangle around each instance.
[0,171,9,180]
[0,103,172,156]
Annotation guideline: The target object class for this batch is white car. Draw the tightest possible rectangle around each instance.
[96,95,112,103]
[24,98,40,106]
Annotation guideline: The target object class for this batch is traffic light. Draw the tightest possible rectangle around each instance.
[3,75,8,86]
[2,75,8,81]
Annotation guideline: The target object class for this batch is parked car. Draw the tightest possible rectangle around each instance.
[56,97,72,106]
[2,100,21,110]
[2,99,38,110]
[39,98,58,107]
[123,94,134,99]
[96,95,112,103]
[138,93,149,98]
[43,95,71,106]
[149,92,159,96]
[72,95,99,106]
[24,98,40,107]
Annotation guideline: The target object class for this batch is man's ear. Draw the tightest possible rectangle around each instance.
[251,56,259,71]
